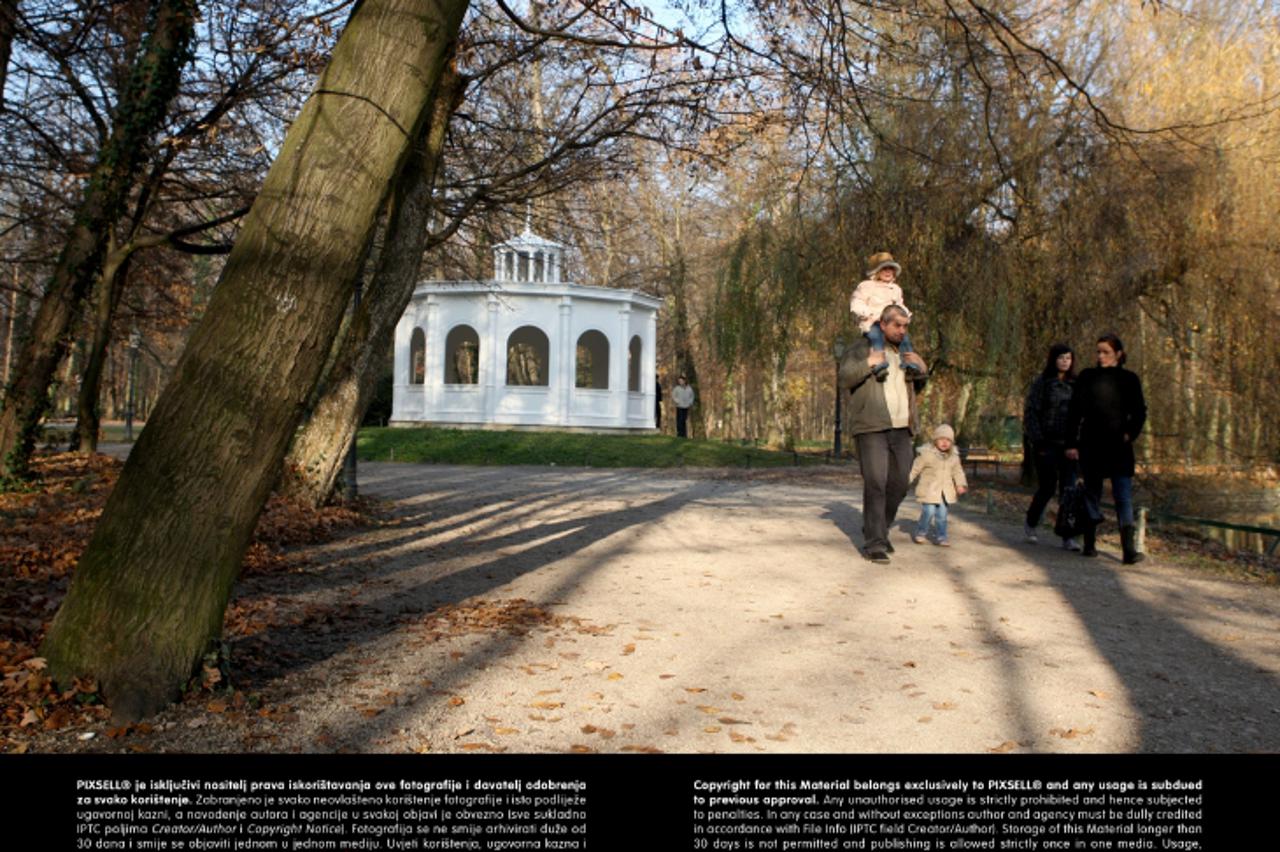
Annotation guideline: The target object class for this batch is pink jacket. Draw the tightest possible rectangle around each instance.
[850,278,911,333]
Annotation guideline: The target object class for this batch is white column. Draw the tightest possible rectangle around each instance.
[614,306,631,426]
[425,295,442,419]
[646,308,658,427]
[391,311,412,421]
[558,296,572,425]
[485,291,501,422]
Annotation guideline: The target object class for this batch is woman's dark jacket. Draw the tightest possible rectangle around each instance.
[1065,366,1147,478]
[1023,374,1074,449]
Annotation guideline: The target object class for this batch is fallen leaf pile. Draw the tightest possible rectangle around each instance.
[0,451,378,752]
[403,598,615,644]
[242,493,369,575]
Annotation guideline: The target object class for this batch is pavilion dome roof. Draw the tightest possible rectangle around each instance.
[494,227,564,254]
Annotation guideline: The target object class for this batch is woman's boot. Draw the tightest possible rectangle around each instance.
[1121,525,1144,564]
[1081,523,1097,557]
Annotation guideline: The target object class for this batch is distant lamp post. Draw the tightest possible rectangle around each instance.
[124,330,141,442]
[832,338,847,457]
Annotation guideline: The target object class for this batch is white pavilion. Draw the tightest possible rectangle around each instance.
[391,228,660,431]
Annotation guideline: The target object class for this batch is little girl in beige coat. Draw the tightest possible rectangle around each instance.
[909,424,968,545]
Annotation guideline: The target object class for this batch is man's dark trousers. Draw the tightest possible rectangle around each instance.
[856,427,914,555]
[676,406,689,438]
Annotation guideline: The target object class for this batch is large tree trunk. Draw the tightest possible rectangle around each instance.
[71,241,132,454]
[281,59,463,508]
[668,246,705,438]
[40,0,470,721]
[0,0,196,479]
[0,0,17,113]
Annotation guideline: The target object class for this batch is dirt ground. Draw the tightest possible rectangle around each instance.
[29,462,1280,754]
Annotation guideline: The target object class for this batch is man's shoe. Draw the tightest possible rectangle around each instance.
[867,549,890,564]
[885,541,895,554]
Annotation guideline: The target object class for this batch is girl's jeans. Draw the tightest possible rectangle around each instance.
[917,501,948,540]
[866,321,915,355]
[1083,474,1134,527]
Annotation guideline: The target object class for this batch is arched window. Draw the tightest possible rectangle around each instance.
[628,335,642,392]
[506,325,549,386]
[444,325,480,384]
[410,328,426,385]
[575,330,610,389]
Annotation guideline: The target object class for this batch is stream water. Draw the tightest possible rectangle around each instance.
[1139,476,1280,554]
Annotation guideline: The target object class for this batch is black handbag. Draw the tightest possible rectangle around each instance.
[1054,481,1089,539]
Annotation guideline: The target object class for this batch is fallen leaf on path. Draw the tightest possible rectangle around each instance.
[1049,726,1094,739]
[988,740,1018,753]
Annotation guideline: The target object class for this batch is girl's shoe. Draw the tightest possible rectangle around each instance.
[1063,537,1081,551]
[912,534,926,544]
[935,538,951,547]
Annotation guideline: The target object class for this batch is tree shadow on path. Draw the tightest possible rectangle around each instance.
[229,466,723,748]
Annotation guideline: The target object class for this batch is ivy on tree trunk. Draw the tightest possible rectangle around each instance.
[0,0,197,480]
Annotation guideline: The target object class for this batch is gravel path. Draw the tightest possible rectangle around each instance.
[39,462,1280,754]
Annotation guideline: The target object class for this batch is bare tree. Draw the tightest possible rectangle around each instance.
[0,0,198,478]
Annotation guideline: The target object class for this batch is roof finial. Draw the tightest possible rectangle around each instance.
[523,201,533,235]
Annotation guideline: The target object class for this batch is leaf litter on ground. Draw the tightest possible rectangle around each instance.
[0,452,377,752]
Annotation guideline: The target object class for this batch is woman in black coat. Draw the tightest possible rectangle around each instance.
[1064,333,1147,563]
[1023,343,1078,549]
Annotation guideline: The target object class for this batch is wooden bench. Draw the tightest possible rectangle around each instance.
[959,446,1003,477]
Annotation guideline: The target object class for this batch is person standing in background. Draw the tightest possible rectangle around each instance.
[655,375,663,431]
[672,374,694,438]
